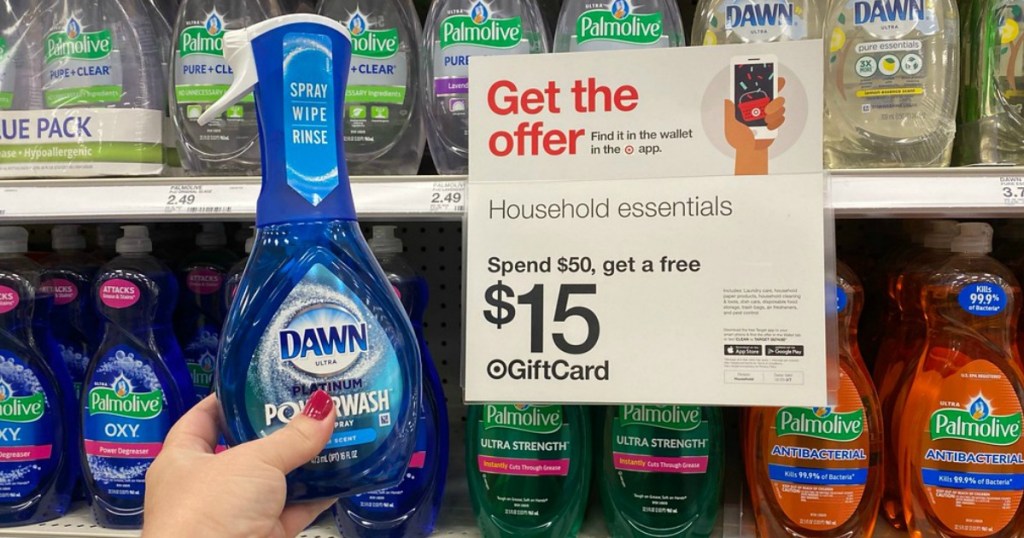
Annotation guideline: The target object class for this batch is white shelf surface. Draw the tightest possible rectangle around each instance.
[1,168,1024,222]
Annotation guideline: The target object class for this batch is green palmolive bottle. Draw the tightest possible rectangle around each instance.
[466,404,591,538]
[599,405,723,538]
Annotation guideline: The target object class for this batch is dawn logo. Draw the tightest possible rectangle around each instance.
[471,1,490,25]
[206,12,223,36]
[611,0,631,20]
[279,305,369,376]
[348,11,367,36]
[813,406,832,418]
[66,17,81,39]
[113,373,131,398]
[0,378,12,403]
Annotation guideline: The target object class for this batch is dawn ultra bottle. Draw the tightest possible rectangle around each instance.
[82,226,194,529]
[318,0,426,176]
[552,0,685,52]
[693,0,824,45]
[171,0,282,175]
[423,0,548,174]
[204,15,421,500]
[824,0,960,168]
[0,228,78,526]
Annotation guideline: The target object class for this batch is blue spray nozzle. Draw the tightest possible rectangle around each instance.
[199,15,357,227]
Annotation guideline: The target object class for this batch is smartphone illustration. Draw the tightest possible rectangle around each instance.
[731,54,779,140]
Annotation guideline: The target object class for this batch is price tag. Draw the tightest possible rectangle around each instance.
[1000,175,1024,206]
[464,41,834,406]
[164,184,243,215]
[429,181,465,213]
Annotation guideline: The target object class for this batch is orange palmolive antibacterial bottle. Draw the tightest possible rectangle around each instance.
[874,220,959,529]
[900,223,1024,537]
[746,261,883,537]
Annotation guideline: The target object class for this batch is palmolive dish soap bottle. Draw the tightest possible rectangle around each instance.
[552,0,686,52]
[745,261,883,537]
[824,0,960,168]
[692,0,824,45]
[201,14,421,501]
[899,223,1024,537]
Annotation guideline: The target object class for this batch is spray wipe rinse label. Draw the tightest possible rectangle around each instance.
[283,33,340,207]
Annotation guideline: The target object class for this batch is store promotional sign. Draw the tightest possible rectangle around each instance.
[464,41,833,406]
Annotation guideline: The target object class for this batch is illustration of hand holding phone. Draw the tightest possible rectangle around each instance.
[724,54,787,175]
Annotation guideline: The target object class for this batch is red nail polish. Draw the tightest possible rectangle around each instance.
[302,390,334,421]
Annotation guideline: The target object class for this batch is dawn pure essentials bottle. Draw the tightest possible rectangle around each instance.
[552,0,685,52]
[899,223,1024,537]
[466,404,591,538]
[692,0,824,45]
[203,14,421,501]
[333,226,449,537]
[824,0,960,168]
[171,0,283,175]
[598,405,723,537]
[317,0,426,176]
[0,227,78,526]
[872,219,958,530]
[423,0,548,174]
[746,261,883,537]
[174,223,238,401]
[82,226,194,529]
[41,224,100,397]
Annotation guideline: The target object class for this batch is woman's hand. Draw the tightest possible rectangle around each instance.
[142,390,337,538]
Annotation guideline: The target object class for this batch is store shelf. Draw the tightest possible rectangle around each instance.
[2,168,1024,222]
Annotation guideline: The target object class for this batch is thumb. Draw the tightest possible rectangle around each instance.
[243,390,335,473]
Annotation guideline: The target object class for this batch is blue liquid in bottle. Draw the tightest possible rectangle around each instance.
[82,226,194,529]
[208,15,421,501]
[0,227,78,526]
[174,223,239,401]
[333,226,449,537]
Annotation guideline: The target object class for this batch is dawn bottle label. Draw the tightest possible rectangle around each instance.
[246,264,402,469]
[343,10,412,158]
[434,1,529,118]
[43,17,121,107]
[283,33,340,207]
[997,3,1024,114]
[918,360,1024,536]
[765,365,869,531]
[571,0,665,51]
[703,0,807,45]
[348,403,431,514]
[0,352,57,501]
[476,405,571,524]
[83,347,173,503]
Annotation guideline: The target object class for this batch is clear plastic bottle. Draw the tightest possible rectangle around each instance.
[82,225,194,529]
[40,225,101,397]
[553,0,685,52]
[223,226,253,305]
[0,227,78,527]
[142,0,179,169]
[318,0,426,176]
[746,261,883,537]
[0,1,29,112]
[899,223,1024,537]
[170,0,282,175]
[466,404,591,538]
[824,0,960,168]
[423,0,548,174]
[174,223,238,401]
[693,0,824,45]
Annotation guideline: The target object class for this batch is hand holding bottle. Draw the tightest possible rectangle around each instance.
[141,391,337,538]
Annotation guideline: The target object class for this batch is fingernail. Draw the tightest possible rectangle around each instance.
[302,390,334,421]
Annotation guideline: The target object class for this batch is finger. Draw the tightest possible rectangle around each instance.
[766,97,786,114]
[767,111,786,130]
[278,499,336,537]
[240,390,335,473]
[162,395,221,453]
[724,99,737,125]
[778,77,786,92]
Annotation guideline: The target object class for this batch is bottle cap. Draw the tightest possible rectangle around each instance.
[196,222,227,248]
[951,223,994,255]
[0,227,28,254]
[922,220,959,250]
[244,226,256,254]
[368,226,402,254]
[52,224,86,251]
[116,225,153,254]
